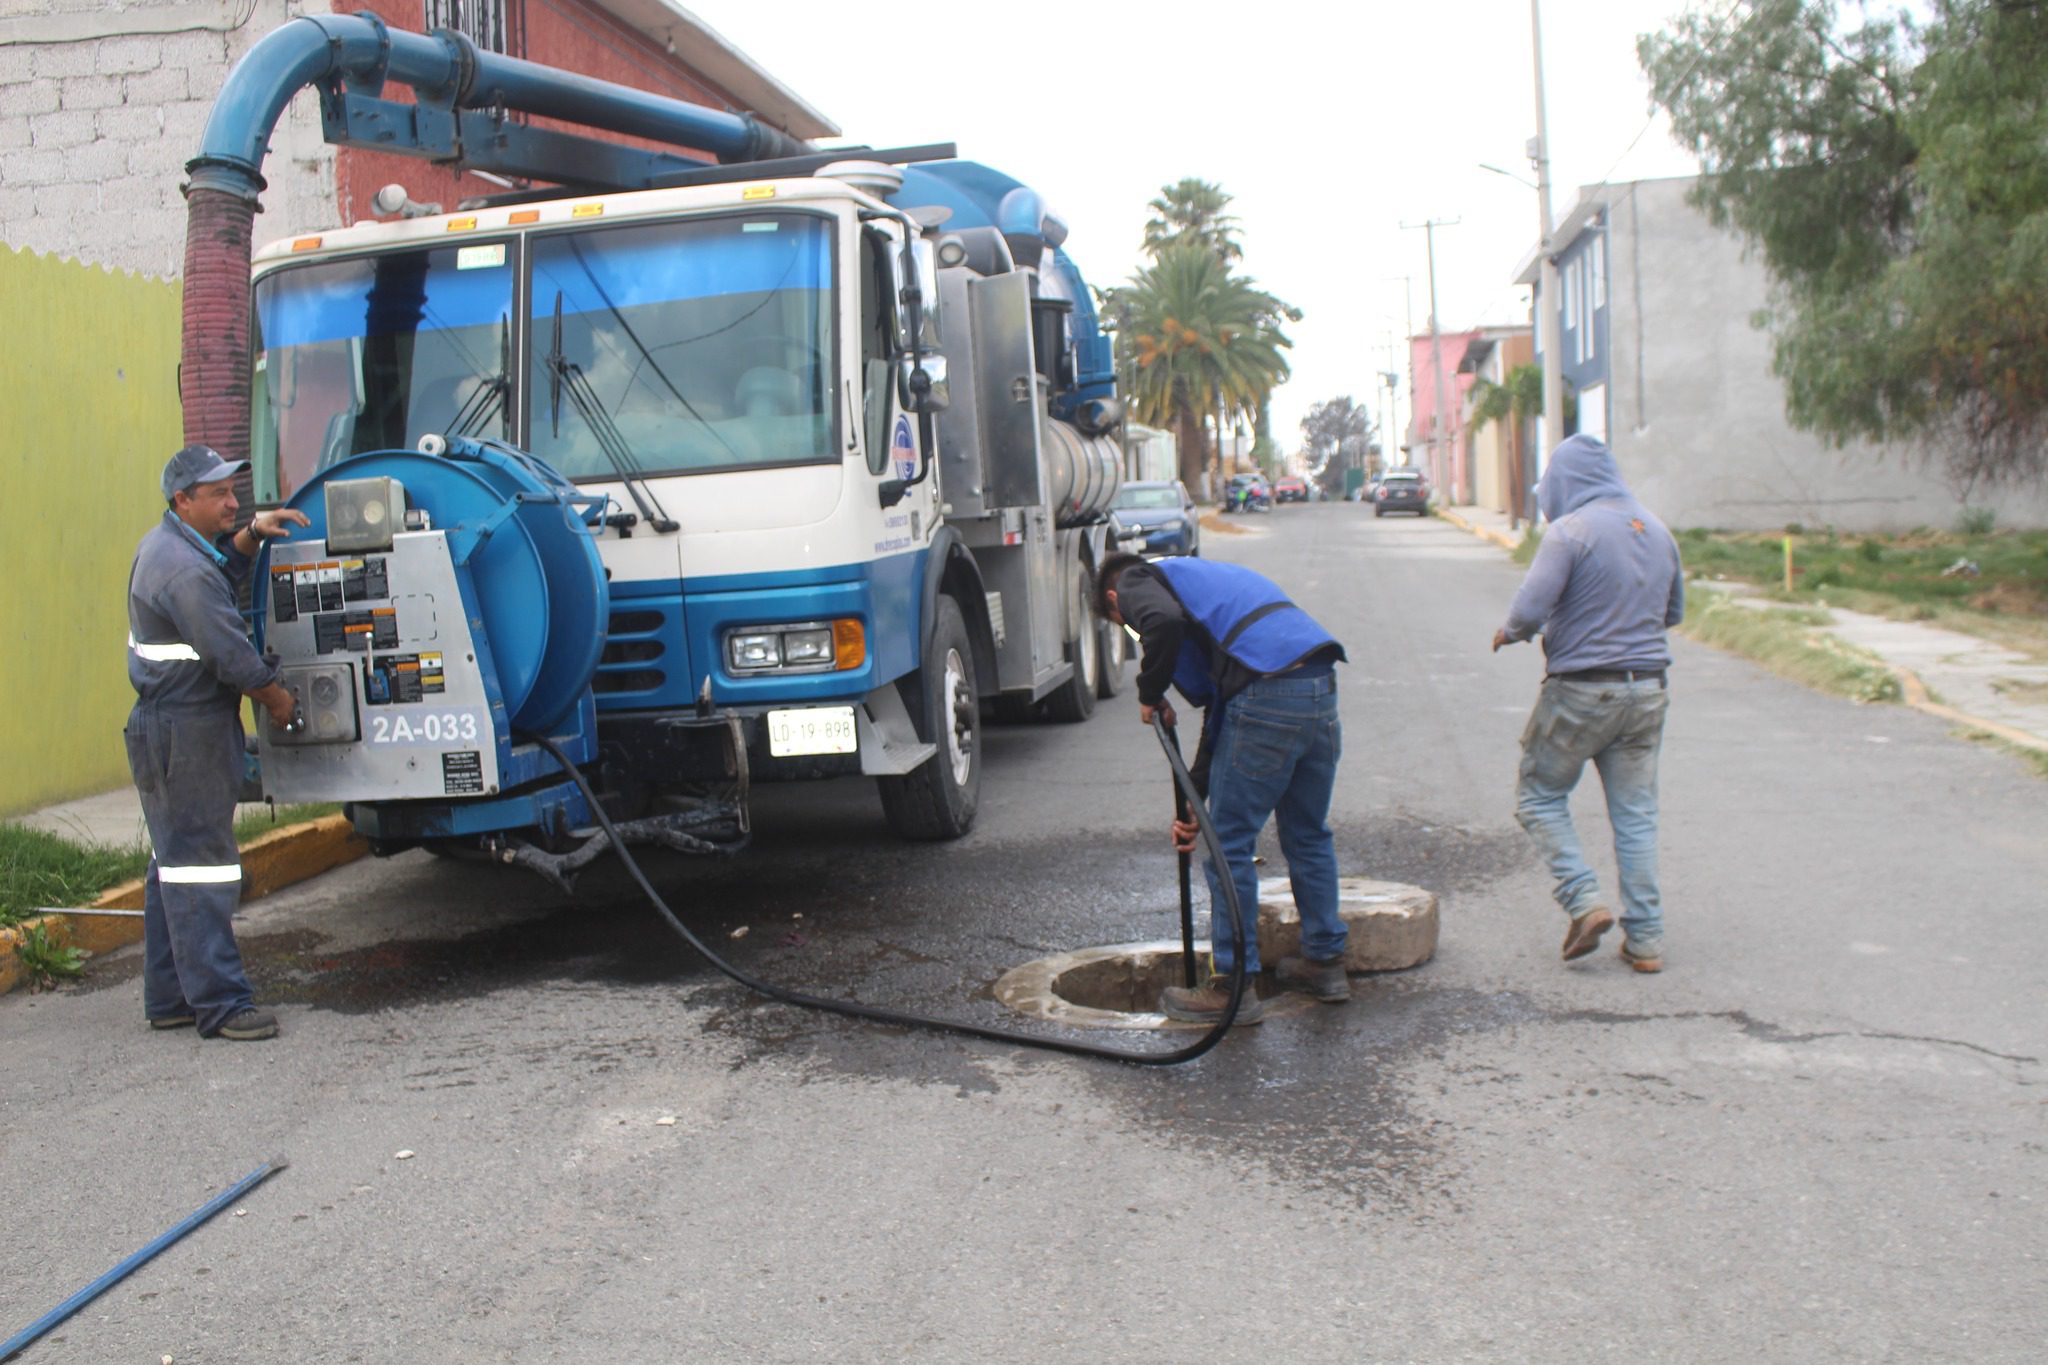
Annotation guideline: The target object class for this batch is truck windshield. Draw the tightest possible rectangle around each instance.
[528,212,835,479]
[250,241,515,502]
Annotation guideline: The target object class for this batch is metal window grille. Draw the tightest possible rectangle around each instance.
[425,0,509,56]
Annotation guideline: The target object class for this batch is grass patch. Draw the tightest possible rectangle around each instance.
[1677,597,1903,704]
[0,824,147,930]
[233,801,340,845]
[13,920,86,990]
[1678,527,2048,651]
[0,802,340,930]
[1512,526,1543,566]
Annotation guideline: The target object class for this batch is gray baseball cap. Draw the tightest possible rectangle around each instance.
[162,444,247,500]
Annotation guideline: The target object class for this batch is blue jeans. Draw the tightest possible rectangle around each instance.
[1514,677,1670,953]
[1200,672,1345,974]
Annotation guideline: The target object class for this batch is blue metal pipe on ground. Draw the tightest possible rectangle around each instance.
[0,1157,288,1361]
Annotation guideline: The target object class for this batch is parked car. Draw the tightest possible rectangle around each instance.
[1273,475,1310,504]
[1223,473,1273,512]
[1109,480,1200,556]
[1374,468,1430,516]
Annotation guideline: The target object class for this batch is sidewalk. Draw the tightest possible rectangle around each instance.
[12,788,275,850]
[1431,502,2048,754]
[1433,503,1526,552]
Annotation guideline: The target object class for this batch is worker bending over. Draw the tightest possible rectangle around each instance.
[1097,552,1349,1024]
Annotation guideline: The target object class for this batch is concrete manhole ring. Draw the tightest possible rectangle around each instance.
[994,877,1439,1030]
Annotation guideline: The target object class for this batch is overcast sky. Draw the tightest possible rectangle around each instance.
[689,0,1705,452]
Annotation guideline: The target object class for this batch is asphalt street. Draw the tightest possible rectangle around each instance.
[4,505,2042,1362]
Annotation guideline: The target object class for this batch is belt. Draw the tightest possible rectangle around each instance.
[1551,668,1667,686]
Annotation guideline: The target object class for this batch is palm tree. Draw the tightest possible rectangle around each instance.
[1467,363,1546,528]
[1142,178,1244,264]
[1120,245,1294,494]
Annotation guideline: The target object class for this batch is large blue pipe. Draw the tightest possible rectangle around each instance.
[188,11,807,198]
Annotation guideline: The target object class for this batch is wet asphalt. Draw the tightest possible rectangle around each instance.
[4,505,2043,1362]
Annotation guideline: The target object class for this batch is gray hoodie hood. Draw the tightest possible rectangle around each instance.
[1537,434,1634,522]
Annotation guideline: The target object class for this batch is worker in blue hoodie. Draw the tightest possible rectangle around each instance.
[1492,435,1684,973]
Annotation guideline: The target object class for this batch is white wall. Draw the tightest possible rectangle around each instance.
[1604,176,2048,531]
[0,0,336,279]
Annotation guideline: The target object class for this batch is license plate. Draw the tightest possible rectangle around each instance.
[766,706,858,757]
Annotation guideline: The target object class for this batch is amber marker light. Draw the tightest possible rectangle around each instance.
[833,619,866,671]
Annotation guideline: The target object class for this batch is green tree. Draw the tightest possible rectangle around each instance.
[1641,0,2048,489]
[1300,396,1372,497]
[1142,178,1244,264]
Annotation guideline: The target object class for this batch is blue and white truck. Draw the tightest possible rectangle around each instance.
[198,18,1129,876]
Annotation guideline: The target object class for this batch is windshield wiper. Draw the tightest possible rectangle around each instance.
[447,315,510,438]
[545,290,679,534]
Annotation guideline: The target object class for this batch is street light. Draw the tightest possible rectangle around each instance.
[1478,162,1538,190]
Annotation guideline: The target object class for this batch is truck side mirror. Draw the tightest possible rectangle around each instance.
[898,354,949,414]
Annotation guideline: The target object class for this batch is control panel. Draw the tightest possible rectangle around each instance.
[257,531,501,804]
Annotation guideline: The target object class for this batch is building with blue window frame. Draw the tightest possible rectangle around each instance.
[1516,176,2048,530]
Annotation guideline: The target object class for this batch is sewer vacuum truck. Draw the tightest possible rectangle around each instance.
[181,16,1128,882]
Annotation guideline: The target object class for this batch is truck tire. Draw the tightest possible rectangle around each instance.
[1044,570,1099,722]
[878,595,981,840]
[1096,613,1127,698]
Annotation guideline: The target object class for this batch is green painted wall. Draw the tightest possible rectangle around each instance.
[0,246,185,818]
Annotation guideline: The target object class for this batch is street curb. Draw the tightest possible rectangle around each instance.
[0,813,366,998]
[1433,505,1522,552]
[1894,668,2048,757]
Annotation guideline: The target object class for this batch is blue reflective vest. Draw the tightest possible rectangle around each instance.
[1151,557,1343,706]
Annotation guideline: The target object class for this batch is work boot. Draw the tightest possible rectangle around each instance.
[1277,954,1351,1003]
[213,1007,279,1041]
[1560,906,1615,962]
[1159,975,1264,1026]
[147,1013,196,1030]
[1620,942,1664,974]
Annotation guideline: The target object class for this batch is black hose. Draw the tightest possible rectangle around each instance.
[522,714,1248,1065]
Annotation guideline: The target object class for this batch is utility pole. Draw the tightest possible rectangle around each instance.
[1531,0,1564,520]
[1381,276,1413,467]
[1402,218,1459,503]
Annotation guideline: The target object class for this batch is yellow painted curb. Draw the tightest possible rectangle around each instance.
[0,813,366,998]
[1433,505,1523,553]
[1895,669,2048,757]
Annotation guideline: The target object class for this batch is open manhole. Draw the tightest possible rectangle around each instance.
[993,941,1309,1030]
[993,877,1439,1030]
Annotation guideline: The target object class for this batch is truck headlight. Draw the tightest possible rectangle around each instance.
[780,628,834,666]
[727,620,866,675]
[729,632,781,670]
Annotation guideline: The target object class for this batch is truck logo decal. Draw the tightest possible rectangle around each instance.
[891,414,917,482]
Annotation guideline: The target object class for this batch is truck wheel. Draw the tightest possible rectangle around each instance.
[878,596,981,840]
[1096,613,1127,698]
[1044,571,1099,722]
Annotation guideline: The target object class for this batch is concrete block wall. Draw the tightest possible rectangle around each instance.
[1604,176,2048,531]
[0,0,337,281]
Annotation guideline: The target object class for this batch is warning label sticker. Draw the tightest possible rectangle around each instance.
[442,750,484,795]
[270,567,298,623]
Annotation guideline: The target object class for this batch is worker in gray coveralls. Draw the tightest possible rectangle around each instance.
[126,445,309,1040]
